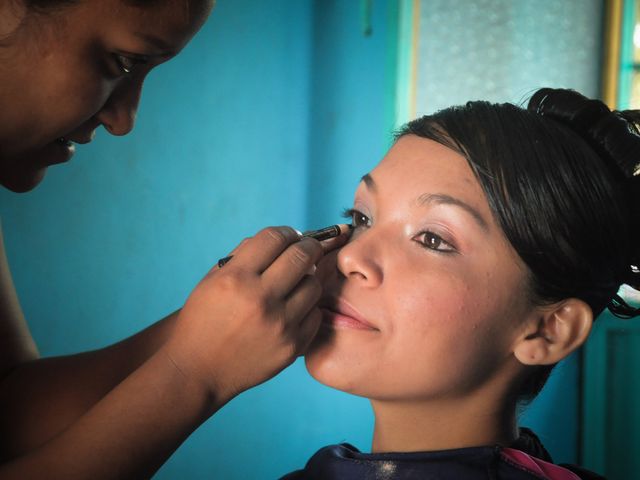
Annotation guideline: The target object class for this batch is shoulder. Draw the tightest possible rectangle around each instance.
[282,443,605,480]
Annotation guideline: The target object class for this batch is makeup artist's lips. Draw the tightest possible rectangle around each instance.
[320,299,379,331]
[46,131,95,165]
[67,133,95,145]
[44,138,76,165]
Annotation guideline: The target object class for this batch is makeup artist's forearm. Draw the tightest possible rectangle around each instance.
[0,348,222,479]
[0,310,179,457]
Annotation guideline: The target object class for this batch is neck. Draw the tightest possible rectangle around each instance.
[370,393,519,453]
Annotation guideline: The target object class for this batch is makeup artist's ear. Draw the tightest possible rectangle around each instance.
[513,299,593,366]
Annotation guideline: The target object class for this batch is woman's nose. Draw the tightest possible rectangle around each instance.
[336,230,383,287]
[96,78,143,136]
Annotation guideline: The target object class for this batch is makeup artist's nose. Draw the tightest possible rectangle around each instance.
[336,230,383,287]
[97,78,143,136]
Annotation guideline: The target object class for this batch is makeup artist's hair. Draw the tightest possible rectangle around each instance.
[0,0,174,43]
[24,0,77,10]
[396,88,640,399]
[24,0,165,12]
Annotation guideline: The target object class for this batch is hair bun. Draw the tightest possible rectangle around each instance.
[620,162,640,297]
[529,88,640,318]
[529,88,640,179]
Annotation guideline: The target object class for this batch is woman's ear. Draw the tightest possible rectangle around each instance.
[513,299,593,366]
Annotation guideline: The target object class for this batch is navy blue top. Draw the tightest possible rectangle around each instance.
[280,429,605,480]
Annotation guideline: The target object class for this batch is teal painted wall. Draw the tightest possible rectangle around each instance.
[0,0,590,476]
[306,0,398,226]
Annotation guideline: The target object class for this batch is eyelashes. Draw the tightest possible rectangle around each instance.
[341,207,458,254]
[413,231,457,253]
[342,208,371,228]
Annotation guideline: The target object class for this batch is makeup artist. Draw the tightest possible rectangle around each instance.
[0,1,340,478]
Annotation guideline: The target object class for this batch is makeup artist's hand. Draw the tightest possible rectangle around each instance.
[162,226,338,405]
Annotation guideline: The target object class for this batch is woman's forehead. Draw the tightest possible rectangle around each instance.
[62,0,212,50]
[364,136,483,198]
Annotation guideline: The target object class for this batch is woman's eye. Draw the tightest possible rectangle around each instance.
[414,231,457,253]
[342,208,371,228]
[113,54,148,75]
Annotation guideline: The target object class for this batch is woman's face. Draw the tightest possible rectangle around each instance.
[306,135,536,402]
[0,0,213,192]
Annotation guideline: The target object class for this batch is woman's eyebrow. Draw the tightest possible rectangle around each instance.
[417,193,489,232]
[134,32,175,56]
[360,174,488,231]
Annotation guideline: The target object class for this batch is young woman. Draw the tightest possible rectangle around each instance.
[0,1,341,478]
[284,88,639,479]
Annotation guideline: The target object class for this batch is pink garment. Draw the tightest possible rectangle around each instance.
[502,448,582,480]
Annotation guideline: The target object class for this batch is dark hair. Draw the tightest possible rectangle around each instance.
[24,0,163,13]
[24,0,78,11]
[396,88,640,398]
[0,0,162,44]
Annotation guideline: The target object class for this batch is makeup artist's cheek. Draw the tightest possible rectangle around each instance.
[72,58,112,99]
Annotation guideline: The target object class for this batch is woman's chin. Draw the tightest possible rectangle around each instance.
[304,342,364,396]
[305,345,339,387]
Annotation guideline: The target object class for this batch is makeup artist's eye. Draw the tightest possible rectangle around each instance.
[113,54,149,75]
[342,208,371,228]
[413,231,457,253]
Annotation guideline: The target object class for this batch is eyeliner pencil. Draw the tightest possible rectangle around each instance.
[217,223,352,268]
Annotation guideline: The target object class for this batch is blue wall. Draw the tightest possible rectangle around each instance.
[0,0,585,477]
[306,0,397,226]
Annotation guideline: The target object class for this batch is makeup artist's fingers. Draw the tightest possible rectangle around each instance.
[230,226,301,273]
[283,273,322,326]
[168,266,308,399]
[230,237,251,255]
[210,238,251,273]
[293,307,323,355]
[262,237,324,298]
[318,229,350,253]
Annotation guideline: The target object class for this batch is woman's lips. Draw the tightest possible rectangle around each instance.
[320,300,379,331]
